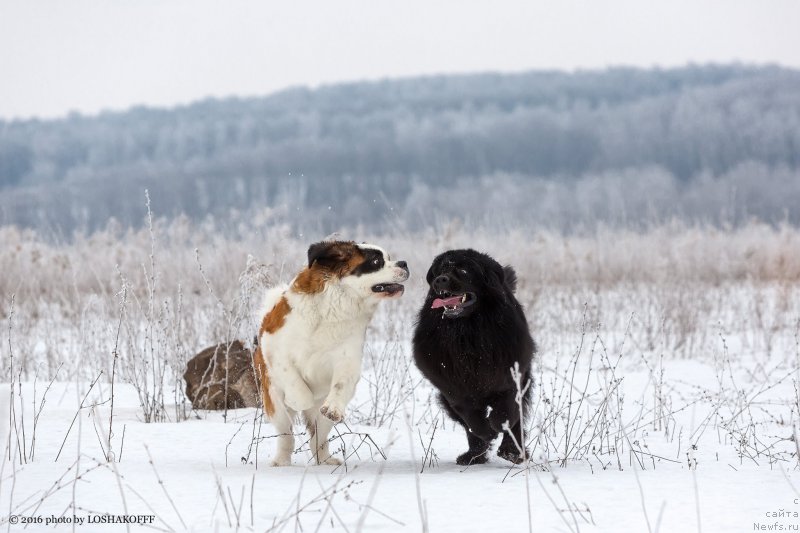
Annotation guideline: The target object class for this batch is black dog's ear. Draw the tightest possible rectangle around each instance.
[426,254,444,285]
[486,262,507,300]
[307,241,349,268]
[503,265,517,293]
[425,263,436,285]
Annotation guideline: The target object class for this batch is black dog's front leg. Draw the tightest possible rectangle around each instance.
[487,391,528,464]
[439,394,493,465]
[455,431,491,466]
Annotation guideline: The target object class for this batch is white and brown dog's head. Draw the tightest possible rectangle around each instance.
[292,240,409,298]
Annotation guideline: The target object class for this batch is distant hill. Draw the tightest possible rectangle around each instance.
[1,64,799,232]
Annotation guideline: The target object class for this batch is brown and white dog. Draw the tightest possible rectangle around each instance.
[254,240,409,466]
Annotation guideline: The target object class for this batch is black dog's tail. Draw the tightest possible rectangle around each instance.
[503,265,518,293]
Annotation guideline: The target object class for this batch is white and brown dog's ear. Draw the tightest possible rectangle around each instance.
[307,241,355,268]
[308,241,341,268]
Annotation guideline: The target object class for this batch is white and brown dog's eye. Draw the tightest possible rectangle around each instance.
[372,258,381,266]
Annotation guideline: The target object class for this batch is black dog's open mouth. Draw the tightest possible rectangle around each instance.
[431,291,476,317]
[372,283,405,296]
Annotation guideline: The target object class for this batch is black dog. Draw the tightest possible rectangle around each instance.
[413,249,536,465]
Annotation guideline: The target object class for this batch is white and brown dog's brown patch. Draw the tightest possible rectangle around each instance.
[252,295,292,418]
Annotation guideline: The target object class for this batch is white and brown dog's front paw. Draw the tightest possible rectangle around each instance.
[320,403,344,423]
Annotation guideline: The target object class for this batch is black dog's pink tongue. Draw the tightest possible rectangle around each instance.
[431,295,462,309]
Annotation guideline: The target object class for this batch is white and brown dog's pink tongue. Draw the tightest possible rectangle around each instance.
[431,295,462,309]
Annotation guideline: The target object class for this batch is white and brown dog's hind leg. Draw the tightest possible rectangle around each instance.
[268,396,297,467]
[304,403,343,466]
[254,347,298,466]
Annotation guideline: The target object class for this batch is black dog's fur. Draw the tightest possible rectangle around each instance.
[412,249,536,465]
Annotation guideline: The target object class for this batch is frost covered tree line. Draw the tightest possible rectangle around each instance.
[0,64,798,233]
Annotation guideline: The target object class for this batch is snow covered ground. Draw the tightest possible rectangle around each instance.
[4,315,800,532]
[3,224,800,531]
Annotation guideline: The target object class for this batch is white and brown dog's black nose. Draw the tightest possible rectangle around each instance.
[397,261,410,280]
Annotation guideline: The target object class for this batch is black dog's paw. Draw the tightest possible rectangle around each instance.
[497,447,528,465]
[456,450,489,466]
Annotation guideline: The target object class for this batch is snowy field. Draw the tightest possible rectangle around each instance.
[3,221,800,532]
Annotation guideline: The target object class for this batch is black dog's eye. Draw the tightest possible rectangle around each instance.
[457,268,468,275]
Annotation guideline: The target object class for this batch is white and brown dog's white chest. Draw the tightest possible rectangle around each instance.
[253,240,408,466]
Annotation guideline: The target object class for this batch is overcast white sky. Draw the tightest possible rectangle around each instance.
[1,0,799,120]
